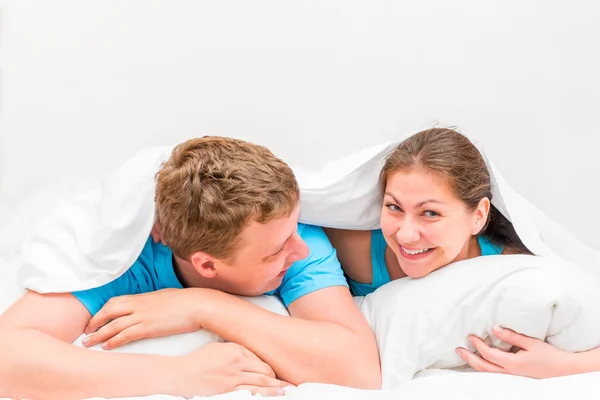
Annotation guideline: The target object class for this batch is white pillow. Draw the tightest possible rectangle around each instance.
[73,295,290,355]
[359,254,600,389]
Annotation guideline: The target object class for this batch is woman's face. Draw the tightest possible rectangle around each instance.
[380,167,489,278]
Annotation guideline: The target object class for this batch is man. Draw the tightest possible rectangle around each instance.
[0,137,380,400]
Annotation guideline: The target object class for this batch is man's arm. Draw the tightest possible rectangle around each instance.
[196,225,381,388]
[0,291,174,400]
[197,285,381,388]
[84,286,381,388]
[578,346,600,373]
[0,291,285,400]
[84,226,381,388]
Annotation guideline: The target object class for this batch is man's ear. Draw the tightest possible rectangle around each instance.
[472,197,491,235]
[190,252,217,279]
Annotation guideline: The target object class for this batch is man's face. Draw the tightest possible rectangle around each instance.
[211,207,310,296]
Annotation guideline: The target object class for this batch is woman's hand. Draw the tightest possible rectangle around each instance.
[456,326,578,379]
[83,288,203,350]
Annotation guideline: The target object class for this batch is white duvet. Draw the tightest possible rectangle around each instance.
[2,132,600,400]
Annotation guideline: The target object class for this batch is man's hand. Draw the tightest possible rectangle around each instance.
[171,342,290,397]
[83,289,202,349]
[456,326,577,379]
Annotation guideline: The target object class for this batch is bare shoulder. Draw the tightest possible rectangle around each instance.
[322,228,374,284]
[0,290,91,343]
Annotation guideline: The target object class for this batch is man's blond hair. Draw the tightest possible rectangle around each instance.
[155,136,299,261]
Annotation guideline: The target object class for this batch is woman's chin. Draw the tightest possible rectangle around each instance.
[400,262,441,279]
[404,270,430,279]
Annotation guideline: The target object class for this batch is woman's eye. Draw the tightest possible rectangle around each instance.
[386,204,402,212]
[423,210,439,217]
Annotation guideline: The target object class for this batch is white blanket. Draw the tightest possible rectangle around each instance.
[16,132,599,292]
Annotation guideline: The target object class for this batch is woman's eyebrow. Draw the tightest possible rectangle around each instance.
[385,192,443,208]
[384,192,402,206]
[416,199,443,208]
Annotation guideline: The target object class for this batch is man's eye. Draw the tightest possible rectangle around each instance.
[271,248,284,258]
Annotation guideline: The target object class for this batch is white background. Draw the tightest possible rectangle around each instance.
[0,0,598,249]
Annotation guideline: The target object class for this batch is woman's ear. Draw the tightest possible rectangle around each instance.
[190,252,217,278]
[472,197,491,235]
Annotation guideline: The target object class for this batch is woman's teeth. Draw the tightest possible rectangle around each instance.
[402,247,431,255]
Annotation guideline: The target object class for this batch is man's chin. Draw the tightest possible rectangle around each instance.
[222,286,263,297]
[262,277,285,293]
[235,286,279,297]
[225,277,283,297]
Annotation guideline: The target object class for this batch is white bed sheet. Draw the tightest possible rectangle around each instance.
[2,371,599,400]
[9,370,593,400]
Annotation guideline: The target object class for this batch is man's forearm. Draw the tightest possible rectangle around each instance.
[575,346,600,374]
[197,290,380,388]
[0,329,175,400]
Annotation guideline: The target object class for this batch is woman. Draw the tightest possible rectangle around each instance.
[324,127,531,295]
[324,127,599,379]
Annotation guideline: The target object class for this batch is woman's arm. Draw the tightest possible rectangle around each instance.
[457,326,599,378]
[322,228,373,283]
